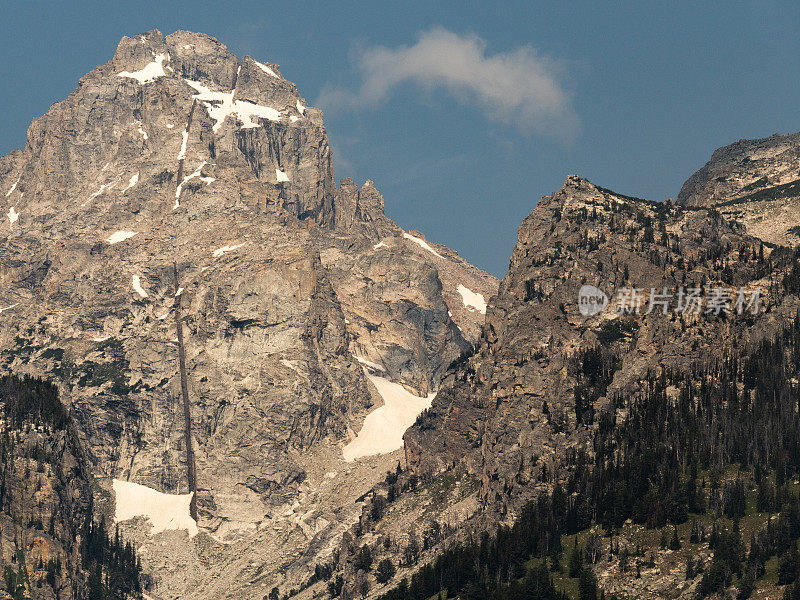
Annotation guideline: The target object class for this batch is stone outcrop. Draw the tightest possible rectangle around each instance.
[405,174,779,517]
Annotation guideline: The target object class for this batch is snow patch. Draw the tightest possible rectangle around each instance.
[4,177,20,197]
[253,59,278,77]
[83,182,114,206]
[175,287,184,297]
[113,479,197,537]
[175,161,215,207]
[373,241,388,250]
[0,303,19,314]
[117,53,169,84]
[178,129,189,160]
[137,126,148,140]
[7,207,19,228]
[212,243,245,258]
[296,100,306,114]
[403,233,443,259]
[342,371,436,461]
[275,168,289,183]
[289,115,299,123]
[132,275,148,298]
[122,173,139,193]
[91,335,111,343]
[106,231,138,245]
[184,78,281,132]
[353,356,385,372]
[456,284,487,314]
[166,123,174,129]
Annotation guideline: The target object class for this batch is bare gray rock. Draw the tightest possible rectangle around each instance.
[0,29,497,599]
[677,131,800,246]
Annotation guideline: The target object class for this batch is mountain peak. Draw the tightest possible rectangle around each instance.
[676,129,800,245]
[0,34,498,600]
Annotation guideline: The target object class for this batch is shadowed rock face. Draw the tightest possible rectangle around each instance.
[0,26,496,574]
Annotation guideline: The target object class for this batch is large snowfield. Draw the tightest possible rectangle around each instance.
[342,371,437,462]
[113,479,198,537]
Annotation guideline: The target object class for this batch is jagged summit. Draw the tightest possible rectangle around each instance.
[0,30,498,600]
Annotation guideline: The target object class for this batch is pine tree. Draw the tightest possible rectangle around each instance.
[669,526,681,551]
[779,544,800,586]
[376,559,395,585]
[578,567,598,600]
[569,543,584,578]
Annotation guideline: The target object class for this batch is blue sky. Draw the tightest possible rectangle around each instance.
[1,1,798,276]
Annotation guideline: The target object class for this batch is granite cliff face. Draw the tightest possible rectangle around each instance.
[405,175,777,513]
[0,30,497,599]
[677,131,800,246]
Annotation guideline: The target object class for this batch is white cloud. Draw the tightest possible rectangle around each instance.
[318,28,577,138]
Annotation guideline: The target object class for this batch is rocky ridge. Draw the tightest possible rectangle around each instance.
[406,174,776,509]
[677,131,800,246]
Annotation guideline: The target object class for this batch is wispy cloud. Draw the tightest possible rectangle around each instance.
[317,28,578,139]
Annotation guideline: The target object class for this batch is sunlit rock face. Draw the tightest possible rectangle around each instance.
[0,29,497,599]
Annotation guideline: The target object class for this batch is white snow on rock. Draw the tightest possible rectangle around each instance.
[4,177,20,197]
[91,335,111,343]
[175,287,184,297]
[137,126,148,140]
[275,168,289,183]
[212,242,246,258]
[117,53,169,84]
[253,59,278,77]
[122,172,139,193]
[175,161,215,207]
[166,123,174,129]
[83,181,114,207]
[112,479,197,537]
[7,207,19,228]
[0,303,19,314]
[184,79,280,133]
[403,233,443,259]
[342,371,436,462]
[296,100,306,115]
[373,241,388,250]
[353,355,385,372]
[289,115,299,123]
[132,275,148,298]
[456,284,487,314]
[178,129,189,160]
[106,231,138,245]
